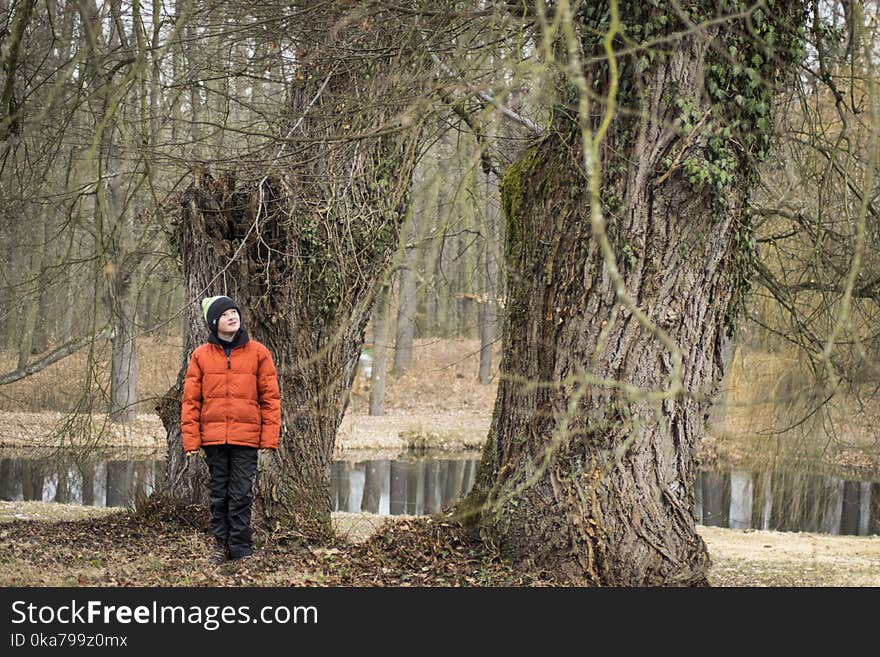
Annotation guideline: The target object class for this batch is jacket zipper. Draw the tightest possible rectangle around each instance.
[224,347,231,443]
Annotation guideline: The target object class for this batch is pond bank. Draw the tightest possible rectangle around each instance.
[0,410,489,457]
[4,409,879,484]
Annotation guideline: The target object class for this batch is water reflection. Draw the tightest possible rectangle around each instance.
[331,458,478,515]
[695,469,880,536]
[0,455,163,508]
[1,452,878,536]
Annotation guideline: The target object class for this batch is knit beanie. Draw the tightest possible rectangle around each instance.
[201,296,241,335]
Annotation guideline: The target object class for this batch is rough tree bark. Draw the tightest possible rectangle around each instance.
[462,1,807,585]
[156,4,440,537]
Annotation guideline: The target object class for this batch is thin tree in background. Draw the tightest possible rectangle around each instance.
[369,282,391,416]
[478,170,501,385]
[392,218,419,376]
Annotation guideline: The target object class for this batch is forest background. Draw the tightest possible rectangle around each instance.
[0,0,879,587]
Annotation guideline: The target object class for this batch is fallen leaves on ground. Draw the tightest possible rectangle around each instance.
[0,505,531,587]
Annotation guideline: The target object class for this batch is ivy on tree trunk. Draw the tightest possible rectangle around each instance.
[462,0,807,585]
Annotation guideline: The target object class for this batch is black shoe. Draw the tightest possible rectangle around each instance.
[209,539,229,565]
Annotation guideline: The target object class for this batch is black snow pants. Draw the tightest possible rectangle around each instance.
[203,444,258,558]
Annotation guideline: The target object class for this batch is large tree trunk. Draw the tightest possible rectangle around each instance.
[466,122,728,586]
[156,5,435,538]
[463,2,806,585]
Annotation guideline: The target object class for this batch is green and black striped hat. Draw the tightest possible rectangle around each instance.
[201,296,240,334]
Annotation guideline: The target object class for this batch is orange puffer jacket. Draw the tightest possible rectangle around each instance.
[181,335,281,452]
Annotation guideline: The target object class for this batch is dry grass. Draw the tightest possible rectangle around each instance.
[0,335,498,416]
[699,525,880,587]
[713,346,880,476]
[0,335,182,414]
[0,337,498,453]
[345,337,501,414]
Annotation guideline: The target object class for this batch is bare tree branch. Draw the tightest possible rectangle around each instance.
[429,51,542,136]
[0,327,112,385]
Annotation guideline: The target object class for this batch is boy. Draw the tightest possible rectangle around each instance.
[181,295,281,564]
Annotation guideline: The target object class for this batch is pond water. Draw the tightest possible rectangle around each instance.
[1,452,878,536]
